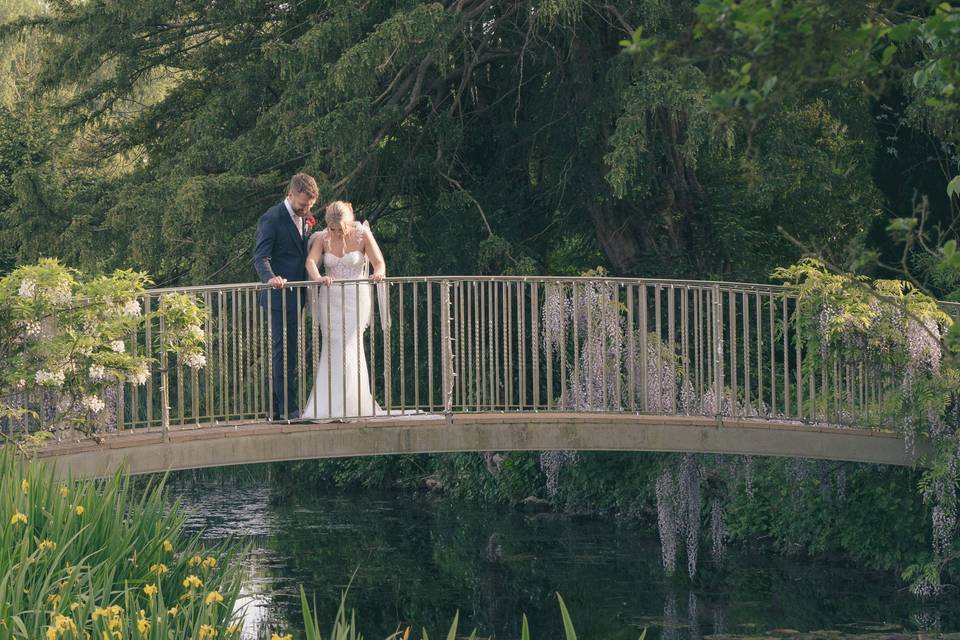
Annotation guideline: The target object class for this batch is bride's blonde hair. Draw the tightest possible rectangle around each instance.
[324,201,355,236]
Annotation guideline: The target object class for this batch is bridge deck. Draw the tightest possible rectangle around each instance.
[36,413,928,479]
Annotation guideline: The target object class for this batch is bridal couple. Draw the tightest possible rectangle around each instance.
[253,172,386,421]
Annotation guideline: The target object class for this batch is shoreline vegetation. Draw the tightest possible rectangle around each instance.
[3,450,955,639]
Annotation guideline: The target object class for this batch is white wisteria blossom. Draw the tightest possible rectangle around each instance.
[88,364,107,381]
[182,352,206,369]
[122,299,141,317]
[128,363,150,385]
[18,280,36,298]
[109,340,126,353]
[35,369,66,387]
[82,395,105,413]
[22,321,41,339]
[47,282,73,305]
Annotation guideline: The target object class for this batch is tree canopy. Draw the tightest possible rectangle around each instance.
[0,0,909,285]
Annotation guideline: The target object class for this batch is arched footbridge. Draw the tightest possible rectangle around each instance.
[29,276,944,479]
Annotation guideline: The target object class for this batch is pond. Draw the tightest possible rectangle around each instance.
[167,467,959,640]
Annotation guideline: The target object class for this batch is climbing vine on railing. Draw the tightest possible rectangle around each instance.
[774,258,959,597]
[0,259,206,447]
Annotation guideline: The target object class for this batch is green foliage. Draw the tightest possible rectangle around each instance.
[725,459,932,572]
[0,0,887,284]
[0,259,206,437]
[0,452,243,639]
[298,583,618,640]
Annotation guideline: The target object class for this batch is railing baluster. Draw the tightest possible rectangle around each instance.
[518,281,526,411]
[713,285,732,416]
[681,286,689,414]
[455,281,470,411]
[232,288,240,421]
[487,281,495,409]
[654,285,661,413]
[755,290,762,416]
[769,293,776,416]
[545,282,553,410]
[695,287,702,407]
[627,285,636,412]
[742,290,750,417]
[667,285,675,414]
[505,281,512,410]
[728,289,738,416]
[795,296,803,420]
[355,282,362,417]
[639,283,648,413]
[559,282,567,409]
[413,283,420,412]
[531,282,540,410]
[145,294,154,428]
[440,280,453,412]
[473,282,481,411]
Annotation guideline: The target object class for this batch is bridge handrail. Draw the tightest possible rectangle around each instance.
[10,273,954,440]
[145,276,960,314]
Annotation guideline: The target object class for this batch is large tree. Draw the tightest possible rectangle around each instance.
[1,0,882,283]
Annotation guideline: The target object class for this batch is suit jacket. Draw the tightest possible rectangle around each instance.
[253,201,308,309]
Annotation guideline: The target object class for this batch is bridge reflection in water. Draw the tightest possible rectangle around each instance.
[35,276,940,477]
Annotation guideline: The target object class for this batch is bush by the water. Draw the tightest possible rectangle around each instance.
[0,452,242,639]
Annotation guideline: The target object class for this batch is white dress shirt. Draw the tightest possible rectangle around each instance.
[283,197,303,237]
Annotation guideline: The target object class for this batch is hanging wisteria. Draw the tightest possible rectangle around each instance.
[533,261,958,592]
[655,454,704,578]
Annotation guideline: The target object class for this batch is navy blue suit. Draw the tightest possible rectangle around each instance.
[254,201,307,418]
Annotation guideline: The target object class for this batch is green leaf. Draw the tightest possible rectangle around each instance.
[446,610,459,640]
[557,593,578,640]
[887,22,916,42]
[947,175,960,199]
[881,44,897,66]
[521,615,530,640]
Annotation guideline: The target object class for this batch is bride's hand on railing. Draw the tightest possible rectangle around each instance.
[314,276,333,286]
[369,272,385,283]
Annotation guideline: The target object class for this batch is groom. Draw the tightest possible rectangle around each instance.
[253,172,319,420]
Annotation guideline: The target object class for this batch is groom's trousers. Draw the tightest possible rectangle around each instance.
[268,289,302,419]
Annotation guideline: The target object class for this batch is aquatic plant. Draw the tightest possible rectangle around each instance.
[0,451,242,638]
[299,587,646,640]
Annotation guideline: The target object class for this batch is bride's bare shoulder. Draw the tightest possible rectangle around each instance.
[308,229,328,251]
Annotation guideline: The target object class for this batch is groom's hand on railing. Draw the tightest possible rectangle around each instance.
[267,276,287,288]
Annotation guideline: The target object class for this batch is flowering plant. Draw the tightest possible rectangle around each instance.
[0,258,206,444]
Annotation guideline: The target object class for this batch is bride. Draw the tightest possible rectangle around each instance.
[302,201,386,419]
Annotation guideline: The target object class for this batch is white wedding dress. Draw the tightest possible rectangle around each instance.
[302,225,383,419]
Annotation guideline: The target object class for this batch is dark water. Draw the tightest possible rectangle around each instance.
[167,474,958,640]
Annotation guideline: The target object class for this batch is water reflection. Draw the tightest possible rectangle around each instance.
[166,472,957,640]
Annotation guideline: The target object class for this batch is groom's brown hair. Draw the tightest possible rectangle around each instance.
[288,172,319,199]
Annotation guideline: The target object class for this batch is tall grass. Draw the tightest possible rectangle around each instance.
[0,450,243,639]
[299,588,647,640]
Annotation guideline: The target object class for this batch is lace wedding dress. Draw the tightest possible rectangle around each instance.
[302,224,382,419]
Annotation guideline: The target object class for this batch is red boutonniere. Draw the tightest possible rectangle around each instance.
[304,215,317,237]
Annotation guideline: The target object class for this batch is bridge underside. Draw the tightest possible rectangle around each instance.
[34,413,928,480]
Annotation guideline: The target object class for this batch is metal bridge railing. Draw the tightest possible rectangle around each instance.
[105,276,915,437]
